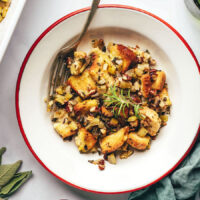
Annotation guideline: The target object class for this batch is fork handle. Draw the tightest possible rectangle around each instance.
[78,0,100,42]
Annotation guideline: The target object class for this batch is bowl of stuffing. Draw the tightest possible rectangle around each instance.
[16,5,200,194]
[0,0,26,62]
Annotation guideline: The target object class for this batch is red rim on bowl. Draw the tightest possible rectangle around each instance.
[15,5,200,194]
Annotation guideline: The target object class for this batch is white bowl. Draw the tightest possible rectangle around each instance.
[16,5,200,194]
[0,0,26,62]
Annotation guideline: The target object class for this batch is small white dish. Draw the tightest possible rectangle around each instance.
[0,0,26,62]
[16,5,200,194]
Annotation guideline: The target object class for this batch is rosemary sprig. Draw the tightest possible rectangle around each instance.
[103,85,142,119]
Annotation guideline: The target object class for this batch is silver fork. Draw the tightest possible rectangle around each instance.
[48,0,100,100]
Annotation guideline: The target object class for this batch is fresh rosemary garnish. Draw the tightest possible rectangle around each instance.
[103,85,142,119]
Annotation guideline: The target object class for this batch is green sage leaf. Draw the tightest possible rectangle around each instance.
[0,147,6,165]
[0,160,22,187]
[0,171,32,197]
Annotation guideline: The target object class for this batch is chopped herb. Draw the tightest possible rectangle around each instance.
[103,85,142,119]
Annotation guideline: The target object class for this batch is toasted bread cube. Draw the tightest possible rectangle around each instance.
[89,52,115,87]
[152,71,166,90]
[53,121,78,139]
[108,43,137,73]
[101,106,113,117]
[127,132,150,150]
[159,88,172,108]
[74,99,98,113]
[70,51,87,75]
[100,127,129,154]
[141,74,151,98]
[140,107,161,136]
[68,69,96,99]
[89,53,100,82]
[75,128,97,152]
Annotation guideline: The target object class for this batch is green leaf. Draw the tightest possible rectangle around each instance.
[0,198,8,200]
[0,171,32,197]
[0,160,22,187]
[133,104,143,120]
[104,85,143,118]
[0,148,6,165]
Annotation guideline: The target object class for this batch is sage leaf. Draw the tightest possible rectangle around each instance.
[0,160,22,187]
[0,171,32,197]
[0,147,6,165]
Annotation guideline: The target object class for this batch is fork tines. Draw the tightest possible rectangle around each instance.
[48,54,68,100]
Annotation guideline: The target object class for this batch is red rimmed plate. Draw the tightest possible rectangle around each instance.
[16,5,200,194]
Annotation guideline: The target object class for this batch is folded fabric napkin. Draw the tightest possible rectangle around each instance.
[129,136,200,200]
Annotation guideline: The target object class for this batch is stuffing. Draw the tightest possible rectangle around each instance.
[141,74,151,98]
[100,127,129,154]
[127,132,151,150]
[108,43,137,73]
[116,79,132,89]
[70,51,88,75]
[54,121,78,139]
[84,115,105,130]
[107,153,117,164]
[75,128,97,153]
[159,88,172,108]
[68,69,97,99]
[74,99,99,113]
[140,107,161,136]
[152,71,166,90]
[109,118,119,127]
[101,106,113,117]
[89,51,115,87]
[47,40,171,169]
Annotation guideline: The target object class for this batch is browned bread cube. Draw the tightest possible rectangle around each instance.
[68,69,96,99]
[108,43,137,73]
[53,121,78,139]
[152,71,166,90]
[141,74,151,98]
[140,106,161,136]
[127,132,150,150]
[74,99,99,113]
[100,127,129,154]
[75,128,97,152]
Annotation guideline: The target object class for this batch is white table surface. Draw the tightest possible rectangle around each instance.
[0,0,199,199]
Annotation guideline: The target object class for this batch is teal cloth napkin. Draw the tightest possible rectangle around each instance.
[129,136,200,200]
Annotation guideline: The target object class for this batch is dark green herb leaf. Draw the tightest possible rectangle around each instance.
[103,86,142,119]
[134,104,141,119]
[0,171,32,197]
[0,160,22,187]
[0,148,6,165]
